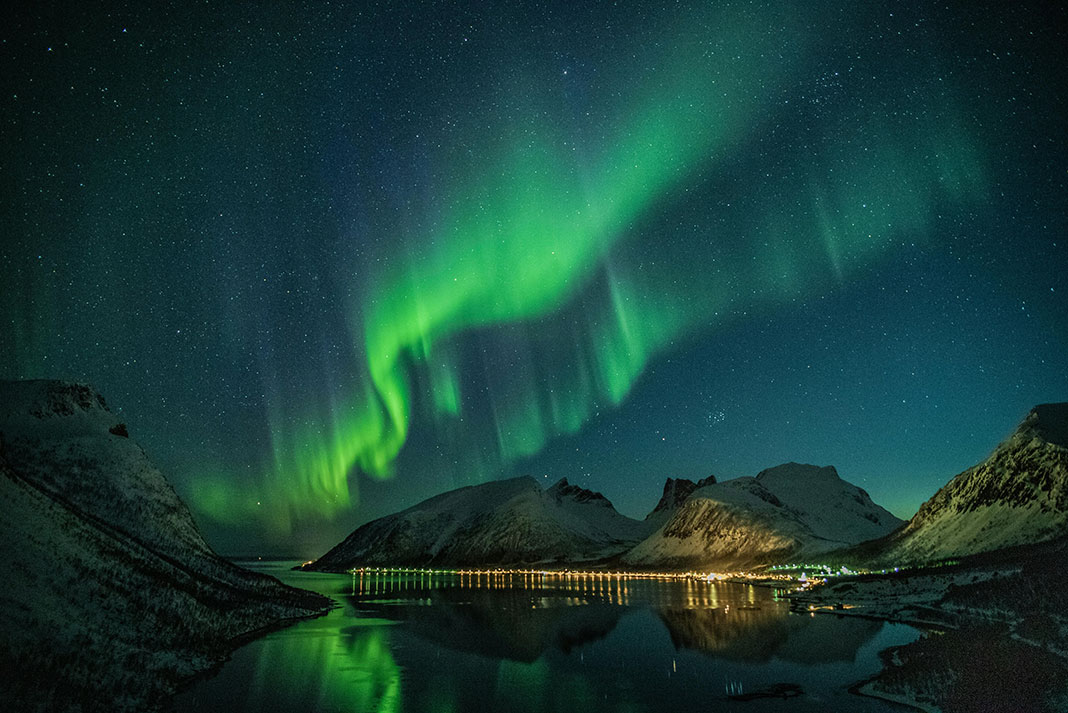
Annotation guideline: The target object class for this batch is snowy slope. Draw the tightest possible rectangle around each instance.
[0,380,214,563]
[0,381,329,713]
[624,463,903,569]
[877,403,1068,564]
[752,463,903,544]
[307,476,645,570]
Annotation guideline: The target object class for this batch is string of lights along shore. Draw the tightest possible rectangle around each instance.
[3,0,1064,554]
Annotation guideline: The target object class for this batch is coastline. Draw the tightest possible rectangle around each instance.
[786,565,1068,713]
[849,678,940,713]
[169,586,337,707]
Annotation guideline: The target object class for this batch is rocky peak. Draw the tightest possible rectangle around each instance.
[1,380,130,446]
[648,478,698,518]
[1,380,110,421]
[1012,403,1068,448]
[547,478,611,506]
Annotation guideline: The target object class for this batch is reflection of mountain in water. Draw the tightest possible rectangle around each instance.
[348,574,883,667]
[351,579,622,662]
[658,607,884,664]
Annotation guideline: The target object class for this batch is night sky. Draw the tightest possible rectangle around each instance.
[3,1,1065,556]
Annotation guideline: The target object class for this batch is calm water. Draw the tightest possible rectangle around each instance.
[172,562,922,713]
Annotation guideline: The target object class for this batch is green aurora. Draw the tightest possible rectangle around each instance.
[185,6,986,533]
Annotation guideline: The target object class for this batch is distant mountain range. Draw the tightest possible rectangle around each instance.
[306,462,903,572]
[0,381,329,712]
[308,403,1068,572]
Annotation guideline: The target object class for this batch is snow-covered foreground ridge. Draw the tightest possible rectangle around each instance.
[0,380,329,713]
[871,402,1068,564]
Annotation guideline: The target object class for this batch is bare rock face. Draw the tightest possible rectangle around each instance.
[642,475,720,534]
[880,403,1068,564]
[0,380,329,713]
[648,478,700,517]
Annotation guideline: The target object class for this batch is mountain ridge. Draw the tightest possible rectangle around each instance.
[623,462,903,569]
[865,402,1068,564]
[308,463,902,572]
[0,380,330,713]
[306,475,645,571]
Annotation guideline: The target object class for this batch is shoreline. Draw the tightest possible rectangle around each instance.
[787,566,1068,713]
[166,593,336,708]
[788,598,957,631]
[167,566,342,709]
[848,678,940,713]
[790,598,944,713]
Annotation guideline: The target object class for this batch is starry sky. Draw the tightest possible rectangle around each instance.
[3,1,1065,556]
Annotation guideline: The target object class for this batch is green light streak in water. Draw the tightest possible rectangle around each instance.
[190,7,987,531]
[232,617,401,712]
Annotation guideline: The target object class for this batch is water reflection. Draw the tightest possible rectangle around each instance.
[658,607,884,664]
[173,564,920,713]
[349,571,883,667]
[174,569,405,713]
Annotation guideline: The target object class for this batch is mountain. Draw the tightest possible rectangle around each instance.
[305,476,644,571]
[311,462,903,573]
[871,402,1068,564]
[624,463,903,570]
[0,380,330,713]
[643,475,716,530]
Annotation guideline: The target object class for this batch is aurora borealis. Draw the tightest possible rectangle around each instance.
[3,1,1065,554]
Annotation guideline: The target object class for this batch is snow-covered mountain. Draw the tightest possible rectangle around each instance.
[311,462,903,573]
[0,380,329,712]
[624,463,903,570]
[306,476,645,570]
[873,402,1068,564]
